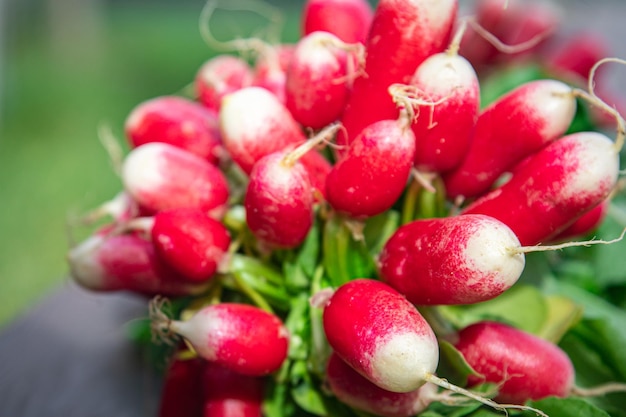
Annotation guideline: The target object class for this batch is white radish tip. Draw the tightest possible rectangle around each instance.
[309,287,335,308]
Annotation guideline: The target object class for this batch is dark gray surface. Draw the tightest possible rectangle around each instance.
[2,2,626,417]
[0,282,162,417]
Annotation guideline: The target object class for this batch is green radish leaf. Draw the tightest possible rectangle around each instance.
[537,295,584,343]
[322,214,376,287]
[283,293,312,361]
[362,209,400,256]
[590,208,626,288]
[296,218,321,278]
[439,285,548,334]
[290,360,328,416]
[438,339,482,387]
[524,397,611,417]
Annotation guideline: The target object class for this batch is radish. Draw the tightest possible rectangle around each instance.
[443,79,577,199]
[325,115,416,218]
[319,279,546,415]
[68,231,208,296]
[251,43,294,104]
[202,361,265,417]
[124,96,223,165]
[285,31,356,129]
[549,198,610,242]
[151,300,289,376]
[378,214,525,305]
[459,0,560,71]
[149,208,231,282]
[158,355,205,417]
[121,142,229,218]
[454,321,575,404]
[219,86,306,175]
[244,124,338,248]
[196,54,253,112]
[390,28,480,174]
[301,0,373,44]
[244,149,314,249]
[463,131,620,246]
[326,352,440,417]
[336,0,457,149]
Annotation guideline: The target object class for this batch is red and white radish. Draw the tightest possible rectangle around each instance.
[196,54,253,112]
[325,116,416,218]
[125,96,223,165]
[378,214,525,305]
[392,43,480,174]
[443,79,577,199]
[244,149,315,249]
[152,301,289,376]
[549,198,610,242]
[219,86,306,175]
[158,356,205,417]
[326,352,439,417]
[454,321,575,404]
[285,31,354,129]
[337,0,457,149]
[463,131,620,246]
[68,231,207,296]
[322,278,439,393]
[301,0,373,44]
[121,142,229,218]
[319,279,544,415]
[148,208,231,282]
[202,361,265,417]
[251,43,294,104]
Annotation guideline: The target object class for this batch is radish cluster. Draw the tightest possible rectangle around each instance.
[65,0,626,416]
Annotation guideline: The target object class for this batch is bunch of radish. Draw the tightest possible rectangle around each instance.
[65,0,626,416]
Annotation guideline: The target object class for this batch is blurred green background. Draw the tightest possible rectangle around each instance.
[0,0,303,326]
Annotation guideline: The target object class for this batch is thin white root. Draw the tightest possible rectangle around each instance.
[148,296,177,345]
[97,122,124,177]
[574,57,626,152]
[411,169,437,194]
[508,227,626,255]
[199,0,283,54]
[447,18,469,57]
[466,16,554,56]
[571,382,626,397]
[281,123,341,168]
[424,373,549,417]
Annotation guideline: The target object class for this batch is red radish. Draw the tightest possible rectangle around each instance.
[443,79,577,199]
[299,148,332,200]
[454,321,575,404]
[463,131,620,246]
[460,0,560,71]
[549,198,610,242]
[393,47,480,174]
[121,142,229,218]
[68,231,207,296]
[202,361,265,417]
[285,31,354,129]
[337,0,457,149]
[325,116,416,218]
[321,281,547,415]
[545,32,610,83]
[326,352,439,417]
[196,54,253,112]
[378,214,525,305]
[244,149,314,249]
[159,355,205,417]
[322,279,439,393]
[124,96,223,165]
[251,44,294,104]
[151,301,289,376]
[149,208,231,282]
[301,0,374,44]
[219,86,306,175]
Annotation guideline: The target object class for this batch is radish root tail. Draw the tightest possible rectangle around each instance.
[149,296,177,345]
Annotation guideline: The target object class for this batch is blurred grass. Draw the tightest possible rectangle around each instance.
[0,1,301,326]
